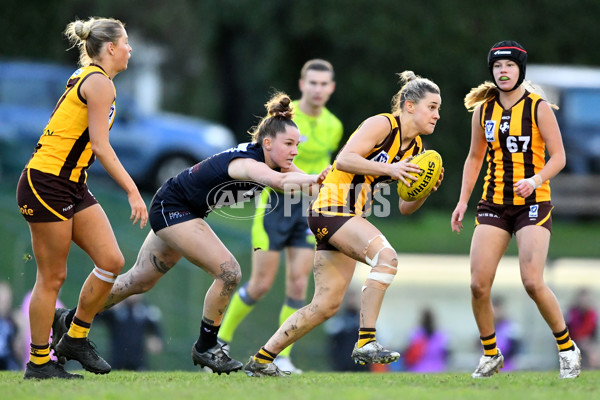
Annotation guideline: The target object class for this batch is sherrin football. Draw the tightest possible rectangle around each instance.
[397,150,443,202]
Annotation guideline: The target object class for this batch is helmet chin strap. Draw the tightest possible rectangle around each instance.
[495,80,520,92]
[494,68,524,93]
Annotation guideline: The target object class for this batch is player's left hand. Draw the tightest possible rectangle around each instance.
[451,201,467,234]
[514,178,535,198]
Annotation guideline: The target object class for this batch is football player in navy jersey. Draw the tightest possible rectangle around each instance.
[52,92,329,375]
[219,60,343,374]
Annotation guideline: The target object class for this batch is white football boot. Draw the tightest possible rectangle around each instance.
[559,341,582,379]
[472,349,504,378]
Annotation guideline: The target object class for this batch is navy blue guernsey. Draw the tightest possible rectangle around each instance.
[163,142,271,218]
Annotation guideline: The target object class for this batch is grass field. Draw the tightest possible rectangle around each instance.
[2,176,600,372]
[1,370,598,400]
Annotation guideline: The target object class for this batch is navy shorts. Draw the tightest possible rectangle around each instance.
[16,168,97,222]
[148,179,203,233]
[475,199,553,234]
[251,188,315,251]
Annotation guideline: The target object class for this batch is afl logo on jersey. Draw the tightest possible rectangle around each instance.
[373,151,389,163]
[484,120,496,142]
[108,104,115,124]
[529,205,539,219]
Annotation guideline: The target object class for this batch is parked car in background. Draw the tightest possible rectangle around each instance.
[527,64,600,217]
[0,60,236,190]
[527,64,600,175]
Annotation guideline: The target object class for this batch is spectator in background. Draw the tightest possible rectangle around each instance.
[96,294,163,371]
[323,289,367,372]
[16,290,65,369]
[0,282,19,370]
[567,288,598,369]
[402,307,449,373]
[492,296,522,371]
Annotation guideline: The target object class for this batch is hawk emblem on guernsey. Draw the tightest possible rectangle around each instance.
[499,121,510,134]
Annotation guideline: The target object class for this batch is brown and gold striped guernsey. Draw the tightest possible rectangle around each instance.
[480,90,550,205]
[312,113,423,217]
[26,64,116,183]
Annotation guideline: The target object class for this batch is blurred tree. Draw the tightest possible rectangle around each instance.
[2,0,599,206]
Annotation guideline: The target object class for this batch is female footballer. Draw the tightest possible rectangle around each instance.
[18,17,147,380]
[244,71,444,377]
[451,41,581,379]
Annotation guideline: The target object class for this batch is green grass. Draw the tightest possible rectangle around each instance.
[1,370,598,400]
[2,175,600,372]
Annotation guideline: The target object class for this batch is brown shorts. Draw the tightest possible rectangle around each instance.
[475,199,553,235]
[307,209,354,251]
[16,168,98,222]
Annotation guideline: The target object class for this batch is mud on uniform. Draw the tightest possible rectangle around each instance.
[251,101,343,251]
[309,113,424,251]
[475,90,553,234]
[17,65,113,222]
[149,142,271,233]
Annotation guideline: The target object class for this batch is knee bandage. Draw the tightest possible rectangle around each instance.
[364,235,395,267]
[93,265,118,284]
[363,235,397,291]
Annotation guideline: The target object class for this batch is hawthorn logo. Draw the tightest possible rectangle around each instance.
[206,180,279,220]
